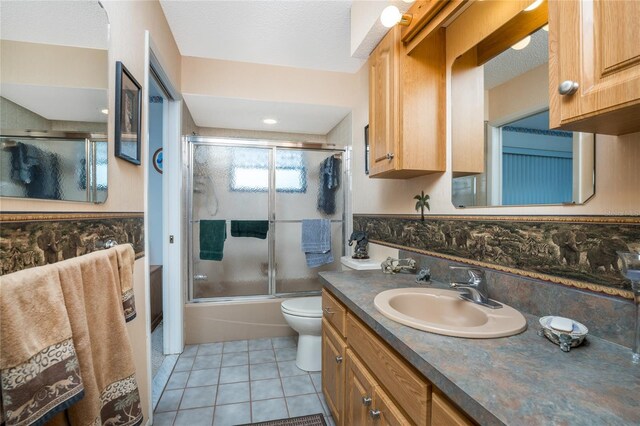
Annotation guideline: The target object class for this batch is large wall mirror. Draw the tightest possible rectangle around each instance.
[0,1,109,203]
[451,5,595,208]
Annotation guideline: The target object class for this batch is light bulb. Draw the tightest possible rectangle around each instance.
[263,118,277,125]
[542,24,549,32]
[380,5,402,28]
[524,0,544,11]
[101,108,109,115]
[511,36,531,50]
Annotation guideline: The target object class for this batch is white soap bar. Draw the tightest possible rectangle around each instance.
[549,316,574,332]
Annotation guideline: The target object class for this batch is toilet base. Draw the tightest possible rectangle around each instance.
[295,334,321,372]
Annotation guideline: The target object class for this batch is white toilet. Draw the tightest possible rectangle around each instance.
[281,296,323,372]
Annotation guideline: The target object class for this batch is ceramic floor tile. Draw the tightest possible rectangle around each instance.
[192,354,222,371]
[216,382,250,405]
[272,336,297,349]
[285,394,324,418]
[310,372,322,393]
[166,371,190,390]
[198,342,223,356]
[174,356,195,372]
[281,375,316,397]
[153,411,176,426]
[221,351,248,367]
[248,338,273,351]
[324,415,336,426]
[318,392,330,416]
[156,389,183,413]
[250,378,284,401]
[179,385,217,410]
[277,360,306,377]
[212,402,251,426]
[251,398,289,423]
[173,407,214,426]
[274,347,297,362]
[181,345,199,358]
[219,365,249,384]
[186,368,219,388]
[222,340,248,353]
[249,349,276,364]
[250,362,280,381]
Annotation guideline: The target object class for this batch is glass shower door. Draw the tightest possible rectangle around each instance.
[273,148,344,295]
[191,144,271,299]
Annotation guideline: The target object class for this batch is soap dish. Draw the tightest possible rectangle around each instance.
[538,316,588,352]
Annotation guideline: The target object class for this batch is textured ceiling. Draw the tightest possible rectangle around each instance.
[160,0,365,73]
[0,0,108,49]
[184,94,350,135]
[1,83,108,123]
[484,28,548,90]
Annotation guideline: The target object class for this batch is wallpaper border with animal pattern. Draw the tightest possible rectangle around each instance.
[1,212,144,275]
[353,214,640,299]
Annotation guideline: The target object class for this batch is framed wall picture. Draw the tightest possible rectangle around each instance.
[364,124,370,175]
[115,61,141,165]
[152,148,163,174]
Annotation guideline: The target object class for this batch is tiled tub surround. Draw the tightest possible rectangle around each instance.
[0,212,145,274]
[319,270,640,426]
[400,250,635,349]
[154,337,334,426]
[354,214,640,298]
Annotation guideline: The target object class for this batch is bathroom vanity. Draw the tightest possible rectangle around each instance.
[320,270,640,426]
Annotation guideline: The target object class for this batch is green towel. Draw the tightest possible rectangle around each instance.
[200,220,227,261]
[230,220,269,239]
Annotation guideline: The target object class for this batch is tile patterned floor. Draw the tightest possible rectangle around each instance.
[154,337,335,426]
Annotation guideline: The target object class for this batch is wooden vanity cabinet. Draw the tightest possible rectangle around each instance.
[322,318,346,426]
[368,25,446,178]
[322,289,476,426]
[549,0,640,135]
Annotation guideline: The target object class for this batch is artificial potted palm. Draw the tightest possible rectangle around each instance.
[414,191,430,221]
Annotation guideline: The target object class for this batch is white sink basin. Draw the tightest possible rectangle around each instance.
[374,288,527,338]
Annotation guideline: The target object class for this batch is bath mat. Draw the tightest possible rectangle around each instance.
[238,413,327,426]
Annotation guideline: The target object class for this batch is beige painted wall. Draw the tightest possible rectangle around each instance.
[350,0,640,219]
[0,1,182,422]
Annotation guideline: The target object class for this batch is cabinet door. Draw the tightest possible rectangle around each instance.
[369,27,398,176]
[432,392,474,426]
[345,350,376,426]
[322,319,346,425]
[371,387,412,426]
[550,0,640,135]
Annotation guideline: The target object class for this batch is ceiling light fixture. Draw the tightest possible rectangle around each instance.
[263,118,277,125]
[524,0,544,12]
[380,5,412,28]
[101,108,109,114]
[511,36,531,50]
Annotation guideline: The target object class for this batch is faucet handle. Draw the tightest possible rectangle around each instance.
[449,265,485,286]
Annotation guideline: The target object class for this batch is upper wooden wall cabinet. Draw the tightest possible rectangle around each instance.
[549,0,640,135]
[368,25,446,178]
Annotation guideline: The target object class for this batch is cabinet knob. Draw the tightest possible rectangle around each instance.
[558,80,579,95]
[369,409,381,420]
[323,307,334,315]
[362,396,372,406]
[386,152,395,160]
[335,355,343,364]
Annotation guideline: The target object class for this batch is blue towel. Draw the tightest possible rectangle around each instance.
[317,156,341,215]
[301,219,333,268]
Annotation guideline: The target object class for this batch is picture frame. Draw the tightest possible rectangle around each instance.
[115,61,141,165]
[152,148,163,174]
[364,124,370,175]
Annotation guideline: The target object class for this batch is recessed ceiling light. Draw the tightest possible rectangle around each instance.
[511,36,531,50]
[524,0,544,11]
[263,118,277,125]
[101,108,109,114]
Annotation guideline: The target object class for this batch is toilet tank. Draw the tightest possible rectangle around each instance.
[340,256,381,271]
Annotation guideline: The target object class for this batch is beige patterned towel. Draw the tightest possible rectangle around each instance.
[0,244,142,426]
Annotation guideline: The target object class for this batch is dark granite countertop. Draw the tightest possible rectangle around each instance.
[319,270,640,426]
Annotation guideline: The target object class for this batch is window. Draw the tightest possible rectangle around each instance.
[230,148,306,193]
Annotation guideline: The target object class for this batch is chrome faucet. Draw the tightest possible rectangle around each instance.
[449,266,502,309]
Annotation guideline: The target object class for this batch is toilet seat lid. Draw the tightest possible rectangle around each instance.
[281,296,322,317]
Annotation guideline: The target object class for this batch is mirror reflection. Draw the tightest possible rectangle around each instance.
[0,1,109,203]
[451,25,595,208]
